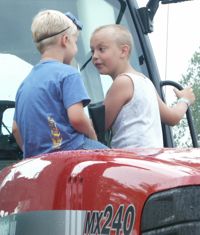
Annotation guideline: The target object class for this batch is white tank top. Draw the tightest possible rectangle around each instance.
[111,73,163,148]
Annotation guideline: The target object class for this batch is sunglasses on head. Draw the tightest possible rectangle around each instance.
[36,26,70,43]
[65,12,83,30]
[36,12,82,43]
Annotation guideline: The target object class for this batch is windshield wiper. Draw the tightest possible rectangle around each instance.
[139,0,193,34]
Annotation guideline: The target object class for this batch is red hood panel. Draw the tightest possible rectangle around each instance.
[0,148,200,215]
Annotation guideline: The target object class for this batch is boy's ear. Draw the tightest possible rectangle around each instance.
[121,44,130,58]
[61,35,68,47]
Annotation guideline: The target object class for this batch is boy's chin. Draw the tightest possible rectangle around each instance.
[97,69,106,75]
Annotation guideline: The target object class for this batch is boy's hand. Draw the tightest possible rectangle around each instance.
[173,87,195,106]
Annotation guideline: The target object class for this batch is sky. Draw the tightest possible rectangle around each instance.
[147,0,200,143]
[146,0,200,83]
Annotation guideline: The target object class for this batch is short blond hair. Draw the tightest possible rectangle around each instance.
[31,9,78,53]
[92,24,133,56]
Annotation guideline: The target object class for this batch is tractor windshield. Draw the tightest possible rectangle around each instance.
[0,0,147,134]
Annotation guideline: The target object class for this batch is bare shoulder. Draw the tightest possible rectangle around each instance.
[107,74,133,103]
[113,74,134,89]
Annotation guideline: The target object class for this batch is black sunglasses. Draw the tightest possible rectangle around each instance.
[36,26,70,43]
[36,12,82,43]
[65,12,83,30]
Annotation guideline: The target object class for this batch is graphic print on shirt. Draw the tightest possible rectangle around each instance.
[47,117,63,149]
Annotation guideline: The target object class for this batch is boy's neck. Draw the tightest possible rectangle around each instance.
[40,57,59,62]
[112,63,133,80]
[41,48,64,63]
[41,56,63,63]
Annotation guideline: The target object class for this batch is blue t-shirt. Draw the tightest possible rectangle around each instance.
[14,60,90,158]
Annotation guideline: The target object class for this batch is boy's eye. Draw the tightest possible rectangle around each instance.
[99,47,106,52]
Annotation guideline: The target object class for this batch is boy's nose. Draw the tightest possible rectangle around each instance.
[92,51,98,60]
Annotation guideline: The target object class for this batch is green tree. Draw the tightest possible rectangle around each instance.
[173,47,200,146]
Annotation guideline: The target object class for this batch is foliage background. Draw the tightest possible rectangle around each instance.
[173,47,200,147]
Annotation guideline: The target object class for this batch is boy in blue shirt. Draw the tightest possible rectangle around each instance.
[12,9,107,158]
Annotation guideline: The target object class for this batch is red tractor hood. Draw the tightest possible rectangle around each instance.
[1,148,200,208]
[0,148,200,234]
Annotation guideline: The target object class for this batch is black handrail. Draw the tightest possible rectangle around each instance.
[160,80,198,147]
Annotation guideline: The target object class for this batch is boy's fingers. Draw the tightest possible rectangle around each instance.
[173,87,180,96]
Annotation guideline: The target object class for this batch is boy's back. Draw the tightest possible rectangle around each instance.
[15,60,90,157]
[12,9,108,158]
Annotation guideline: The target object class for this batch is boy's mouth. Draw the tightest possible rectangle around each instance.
[94,63,103,69]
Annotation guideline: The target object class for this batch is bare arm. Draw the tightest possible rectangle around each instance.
[12,120,23,150]
[159,87,195,126]
[68,102,97,140]
[104,75,133,130]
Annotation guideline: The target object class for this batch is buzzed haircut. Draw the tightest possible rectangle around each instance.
[92,24,133,55]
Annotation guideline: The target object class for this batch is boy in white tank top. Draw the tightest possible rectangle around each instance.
[90,24,195,148]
